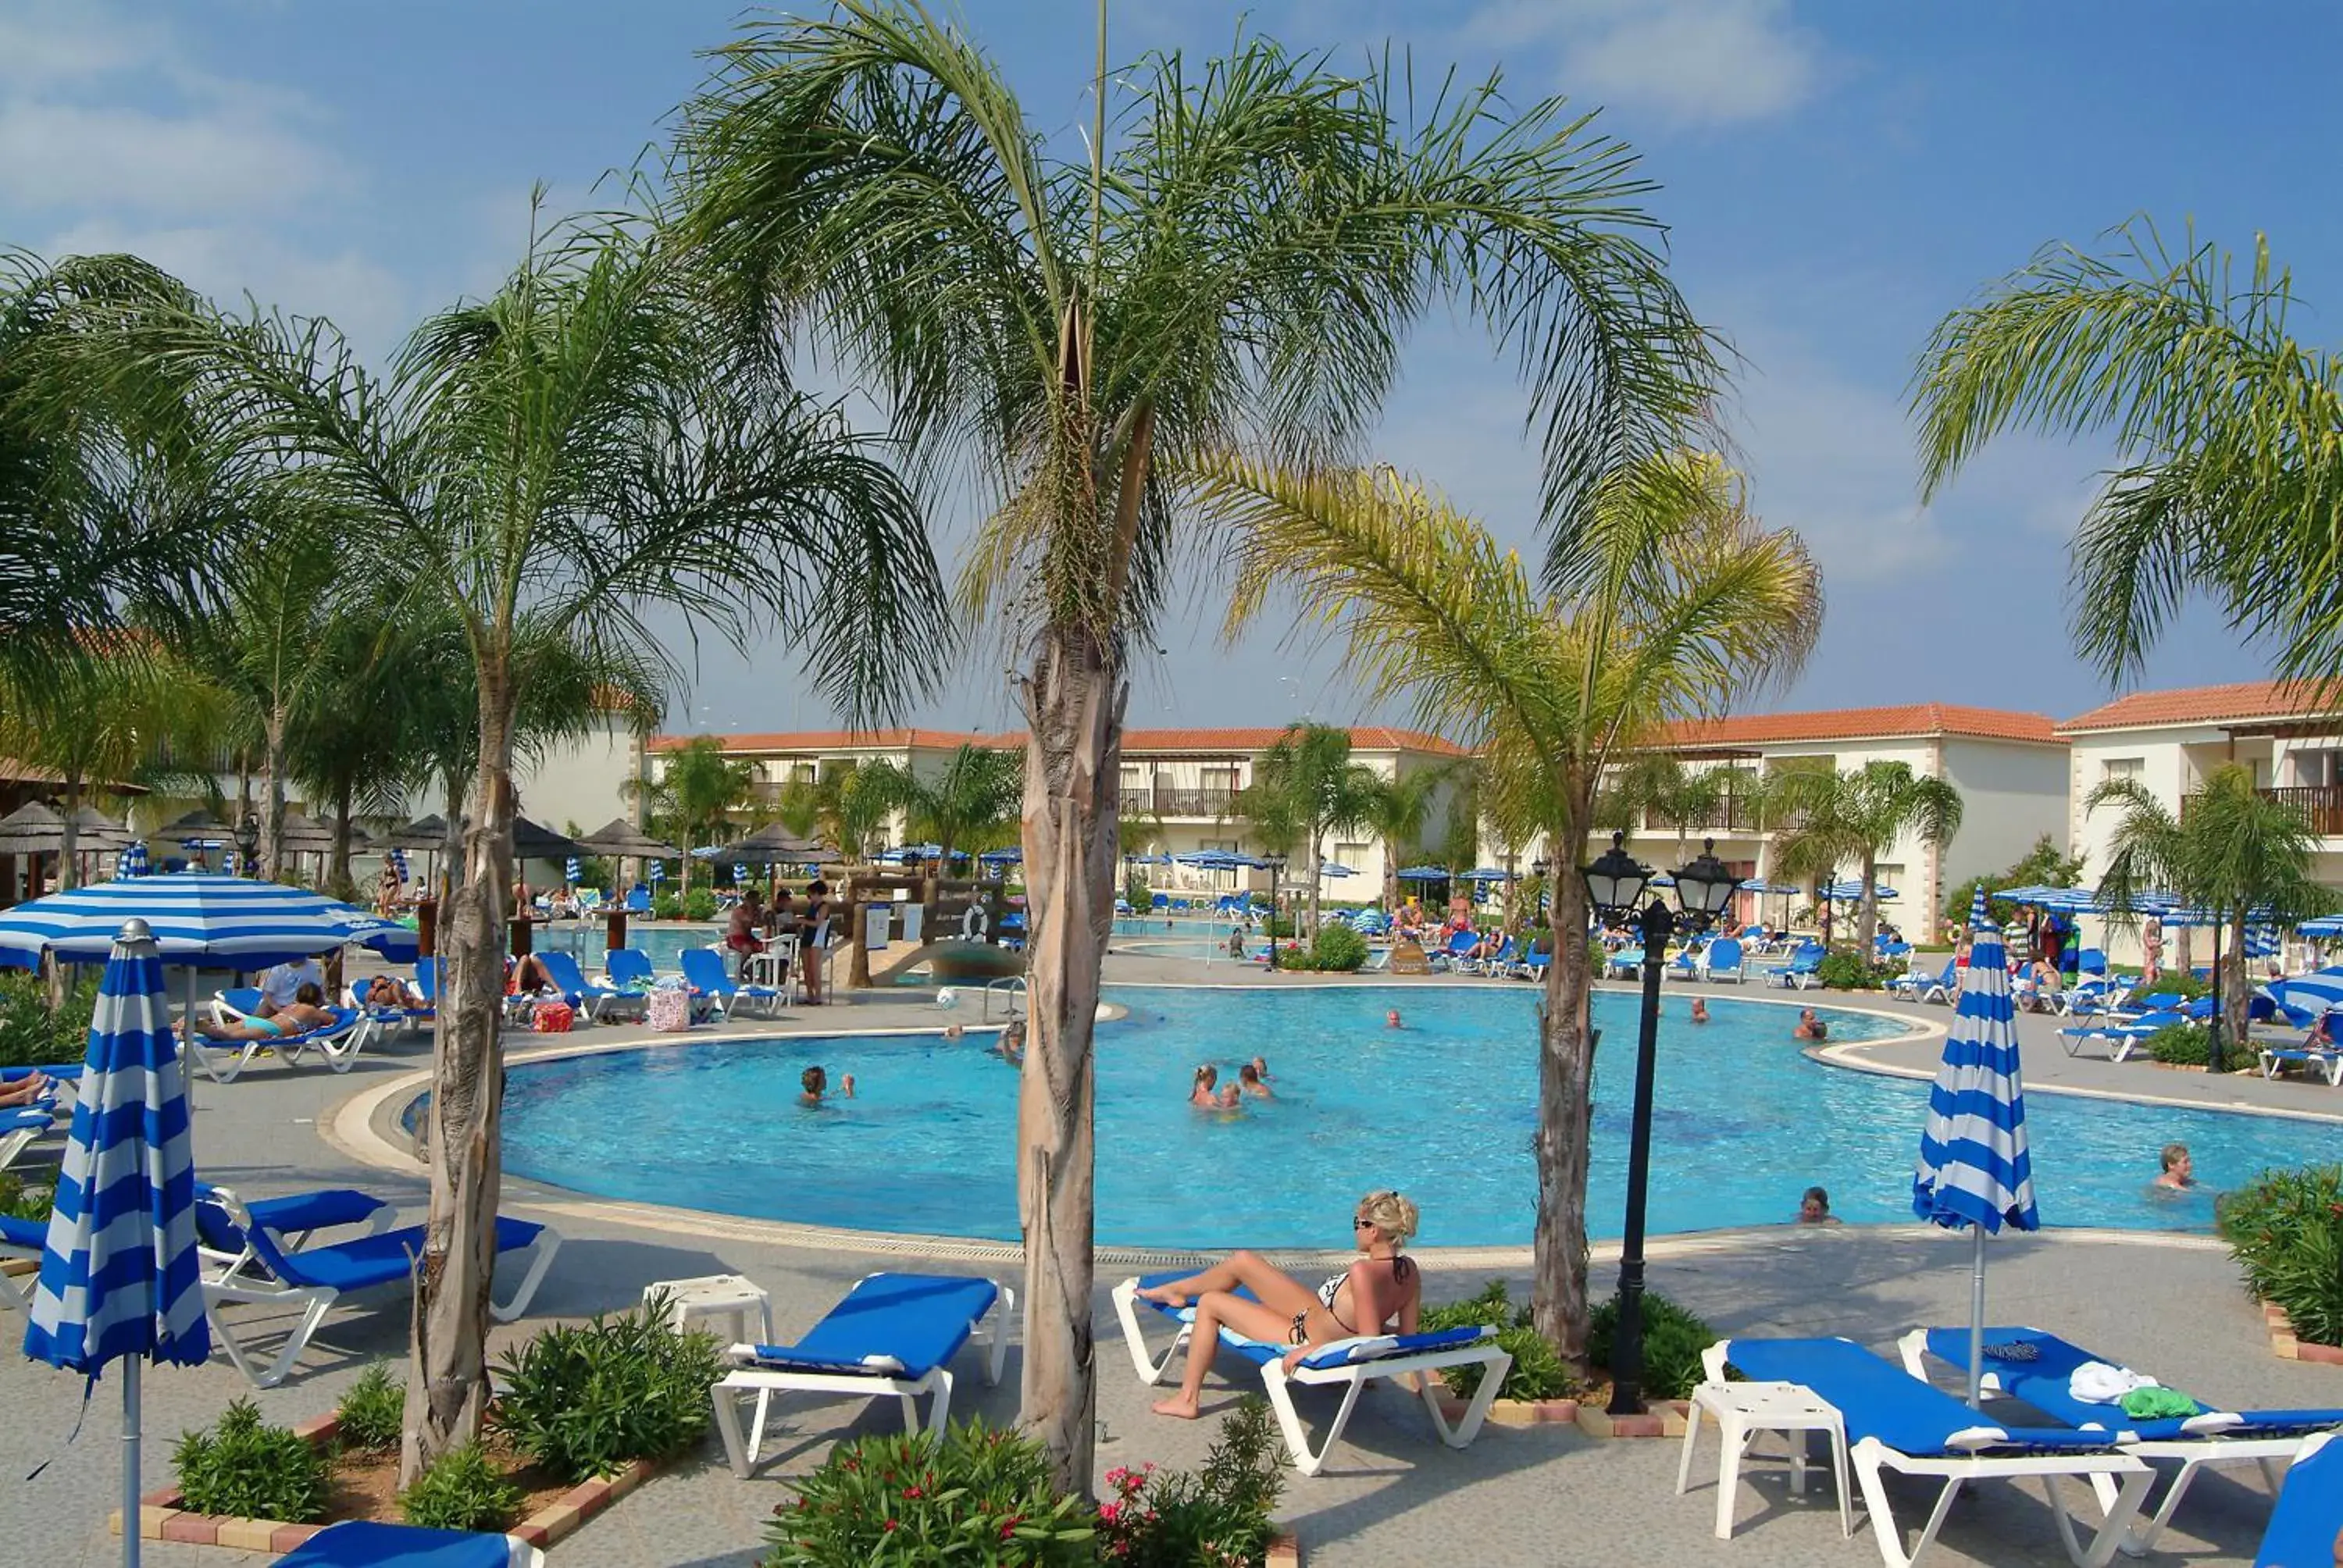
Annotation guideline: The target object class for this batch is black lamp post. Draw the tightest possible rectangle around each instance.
[1263,852,1288,970]
[1582,831,1742,1414]
[234,810,261,879]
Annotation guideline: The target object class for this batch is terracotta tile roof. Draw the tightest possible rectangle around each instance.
[1651,704,2061,749]
[2056,679,2341,734]
[653,725,1467,757]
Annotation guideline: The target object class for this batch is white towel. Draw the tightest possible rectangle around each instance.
[2070,1360,2160,1405]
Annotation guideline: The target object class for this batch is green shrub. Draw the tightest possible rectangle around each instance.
[766,1418,1096,1566]
[1122,873,1154,912]
[2219,1165,2343,1348]
[1261,912,1299,939]
[2146,1022,2214,1067]
[683,887,720,922]
[0,1170,52,1221]
[399,1442,522,1532]
[1588,1289,1717,1402]
[337,1362,405,1452]
[1813,953,1885,991]
[173,1398,331,1523]
[652,891,683,921]
[2117,970,2214,1002]
[0,971,95,1069]
[1293,923,1368,972]
[1418,1280,1579,1402]
[1097,1399,1285,1566]
[490,1295,722,1483]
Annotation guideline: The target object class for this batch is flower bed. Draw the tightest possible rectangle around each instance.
[2217,1164,2343,1356]
[1419,1278,1715,1436]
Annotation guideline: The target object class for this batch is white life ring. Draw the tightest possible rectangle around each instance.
[961,904,988,939]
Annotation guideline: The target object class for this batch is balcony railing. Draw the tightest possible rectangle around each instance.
[1128,786,1239,818]
[1641,796,1767,835]
[2247,784,2343,835]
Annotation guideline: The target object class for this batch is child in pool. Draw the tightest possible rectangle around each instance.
[800,1065,829,1107]
[1189,1064,1239,1110]
[1237,1062,1272,1100]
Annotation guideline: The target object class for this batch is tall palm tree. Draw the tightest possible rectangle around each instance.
[1207,451,1821,1375]
[678,5,1712,1481]
[642,736,758,893]
[1913,221,2343,688]
[897,743,1023,864]
[2091,764,2329,1069]
[99,210,943,1481]
[1599,755,1756,860]
[1364,766,1446,914]
[1244,724,1382,934]
[1767,761,1962,954]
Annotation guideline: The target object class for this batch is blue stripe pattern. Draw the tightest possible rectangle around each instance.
[0,871,374,971]
[23,932,209,1374]
[1913,906,2040,1235]
[116,842,149,878]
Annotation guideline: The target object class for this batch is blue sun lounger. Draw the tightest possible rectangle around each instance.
[534,950,643,1023]
[711,1272,1012,1476]
[2256,1431,2341,1568]
[1899,1325,2343,1553]
[679,946,782,1019]
[195,1185,559,1387]
[273,1520,543,1567]
[1113,1273,1511,1477]
[1714,1337,2152,1568]
[0,1104,52,1172]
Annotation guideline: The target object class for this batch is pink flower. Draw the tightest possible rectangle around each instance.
[903,1485,923,1499]
[883,1519,897,1532]
[1098,1501,1122,1524]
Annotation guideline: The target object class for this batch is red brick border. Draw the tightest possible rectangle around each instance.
[1432,1392,1692,1439]
[1267,1530,1302,1566]
[2264,1300,2343,1366]
[113,1409,660,1551]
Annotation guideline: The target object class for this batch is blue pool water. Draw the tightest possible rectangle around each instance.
[494,984,2307,1249]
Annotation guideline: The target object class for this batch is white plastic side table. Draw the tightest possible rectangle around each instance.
[1675,1378,1852,1541]
[647,1274,775,1348]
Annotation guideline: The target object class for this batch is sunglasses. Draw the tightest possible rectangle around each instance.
[1352,1216,1375,1229]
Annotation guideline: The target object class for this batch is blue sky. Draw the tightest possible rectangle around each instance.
[3,2,2332,736]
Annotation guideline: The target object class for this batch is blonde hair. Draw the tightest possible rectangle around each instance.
[1357,1189,1418,1246]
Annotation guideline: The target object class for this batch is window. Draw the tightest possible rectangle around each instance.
[1333,841,1369,869]
[2100,757,2145,783]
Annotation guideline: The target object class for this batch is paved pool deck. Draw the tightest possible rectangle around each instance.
[5,943,2338,1566]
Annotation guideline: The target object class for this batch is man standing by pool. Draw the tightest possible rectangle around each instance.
[726,886,767,977]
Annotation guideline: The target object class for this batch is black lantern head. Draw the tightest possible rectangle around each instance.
[1671,837,1742,931]
[1582,830,1651,923]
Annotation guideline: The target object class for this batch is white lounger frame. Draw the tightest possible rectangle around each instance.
[187,1014,371,1085]
[0,1110,51,1173]
[1111,1278,1512,1477]
[2259,1045,2343,1085]
[198,1189,559,1387]
[1703,1345,2152,1568]
[1895,1329,2310,1554]
[711,1279,1013,1477]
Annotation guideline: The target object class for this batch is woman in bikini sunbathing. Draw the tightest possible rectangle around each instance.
[1138,1189,1421,1420]
[191,982,338,1040]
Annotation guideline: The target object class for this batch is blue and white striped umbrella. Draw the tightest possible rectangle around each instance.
[2269,973,2343,1027]
[23,918,208,1568]
[116,842,149,878]
[1913,888,2038,1407]
[648,861,665,885]
[217,849,237,877]
[731,862,747,885]
[2298,914,2343,939]
[0,872,373,971]
[1823,879,1899,902]
[387,846,409,882]
[335,911,420,965]
[564,857,580,885]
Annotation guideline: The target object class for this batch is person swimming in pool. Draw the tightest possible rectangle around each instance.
[2153,1142,2196,1191]
[1792,1007,1828,1042]
[1249,1054,1271,1081]
[799,1065,829,1107]
[1386,1008,1402,1029]
[1189,1064,1239,1109]
[1689,997,1710,1024]
[1139,1190,1422,1420]
[1797,1185,1842,1224]
[1236,1062,1272,1100]
[992,1020,1025,1065]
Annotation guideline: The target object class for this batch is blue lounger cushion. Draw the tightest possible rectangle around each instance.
[1130,1270,1492,1370]
[279,1217,545,1294]
[1920,1327,2343,1442]
[2,1211,42,1248]
[195,1183,388,1238]
[2256,1434,2341,1568]
[745,1273,997,1380]
[1,1107,49,1135]
[1724,1337,2124,1456]
[274,1520,526,1566]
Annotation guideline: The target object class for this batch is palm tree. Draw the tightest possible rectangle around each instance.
[1364,767,1446,914]
[679,5,1713,1480]
[1767,761,1962,955]
[2091,764,2330,1069]
[1913,221,2343,688]
[1600,755,1756,861]
[896,743,1023,864]
[100,210,943,1481]
[643,736,757,893]
[1207,451,1821,1376]
[1243,724,1382,935]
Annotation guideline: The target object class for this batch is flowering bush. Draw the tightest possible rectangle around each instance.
[765,1420,1095,1566]
[1093,1399,1283,1566]
[2219,1164,2343,1346]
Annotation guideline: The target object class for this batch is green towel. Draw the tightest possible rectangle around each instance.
[2120,1385,2199,1420]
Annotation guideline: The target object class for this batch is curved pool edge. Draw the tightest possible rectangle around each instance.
[316,1071,2237,1268]
[1813,1033,2343,1128]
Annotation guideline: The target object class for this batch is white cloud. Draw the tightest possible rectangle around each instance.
[1467,0,1821,129]
[0,100,335,215]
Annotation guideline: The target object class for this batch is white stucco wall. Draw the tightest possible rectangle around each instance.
[515,720,644,840]
[1940,738,2071,895]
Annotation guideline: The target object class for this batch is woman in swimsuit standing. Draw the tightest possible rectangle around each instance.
[1138,1190,1421,1420]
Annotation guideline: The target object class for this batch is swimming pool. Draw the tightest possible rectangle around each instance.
[493,984,2299,1249]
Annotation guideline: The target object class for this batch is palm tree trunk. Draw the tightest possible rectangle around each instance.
[401,686,514,1486]
[1532,851,1597,1378]
[1307,829,1324,939]
[1015,622,1120,1495]
[1856,850,1880,956]
[329,779,357,903]
[2220,915,2252,1072]
[261,704,289,881]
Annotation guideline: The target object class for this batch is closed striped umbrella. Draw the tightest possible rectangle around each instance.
[387,846,409,882]
[565,857,580,886]
[116,842,149,878]
[648,861,665,885]
[23,918,208,1568]
[0,871,369,971]
[1913,889,2039,1406]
